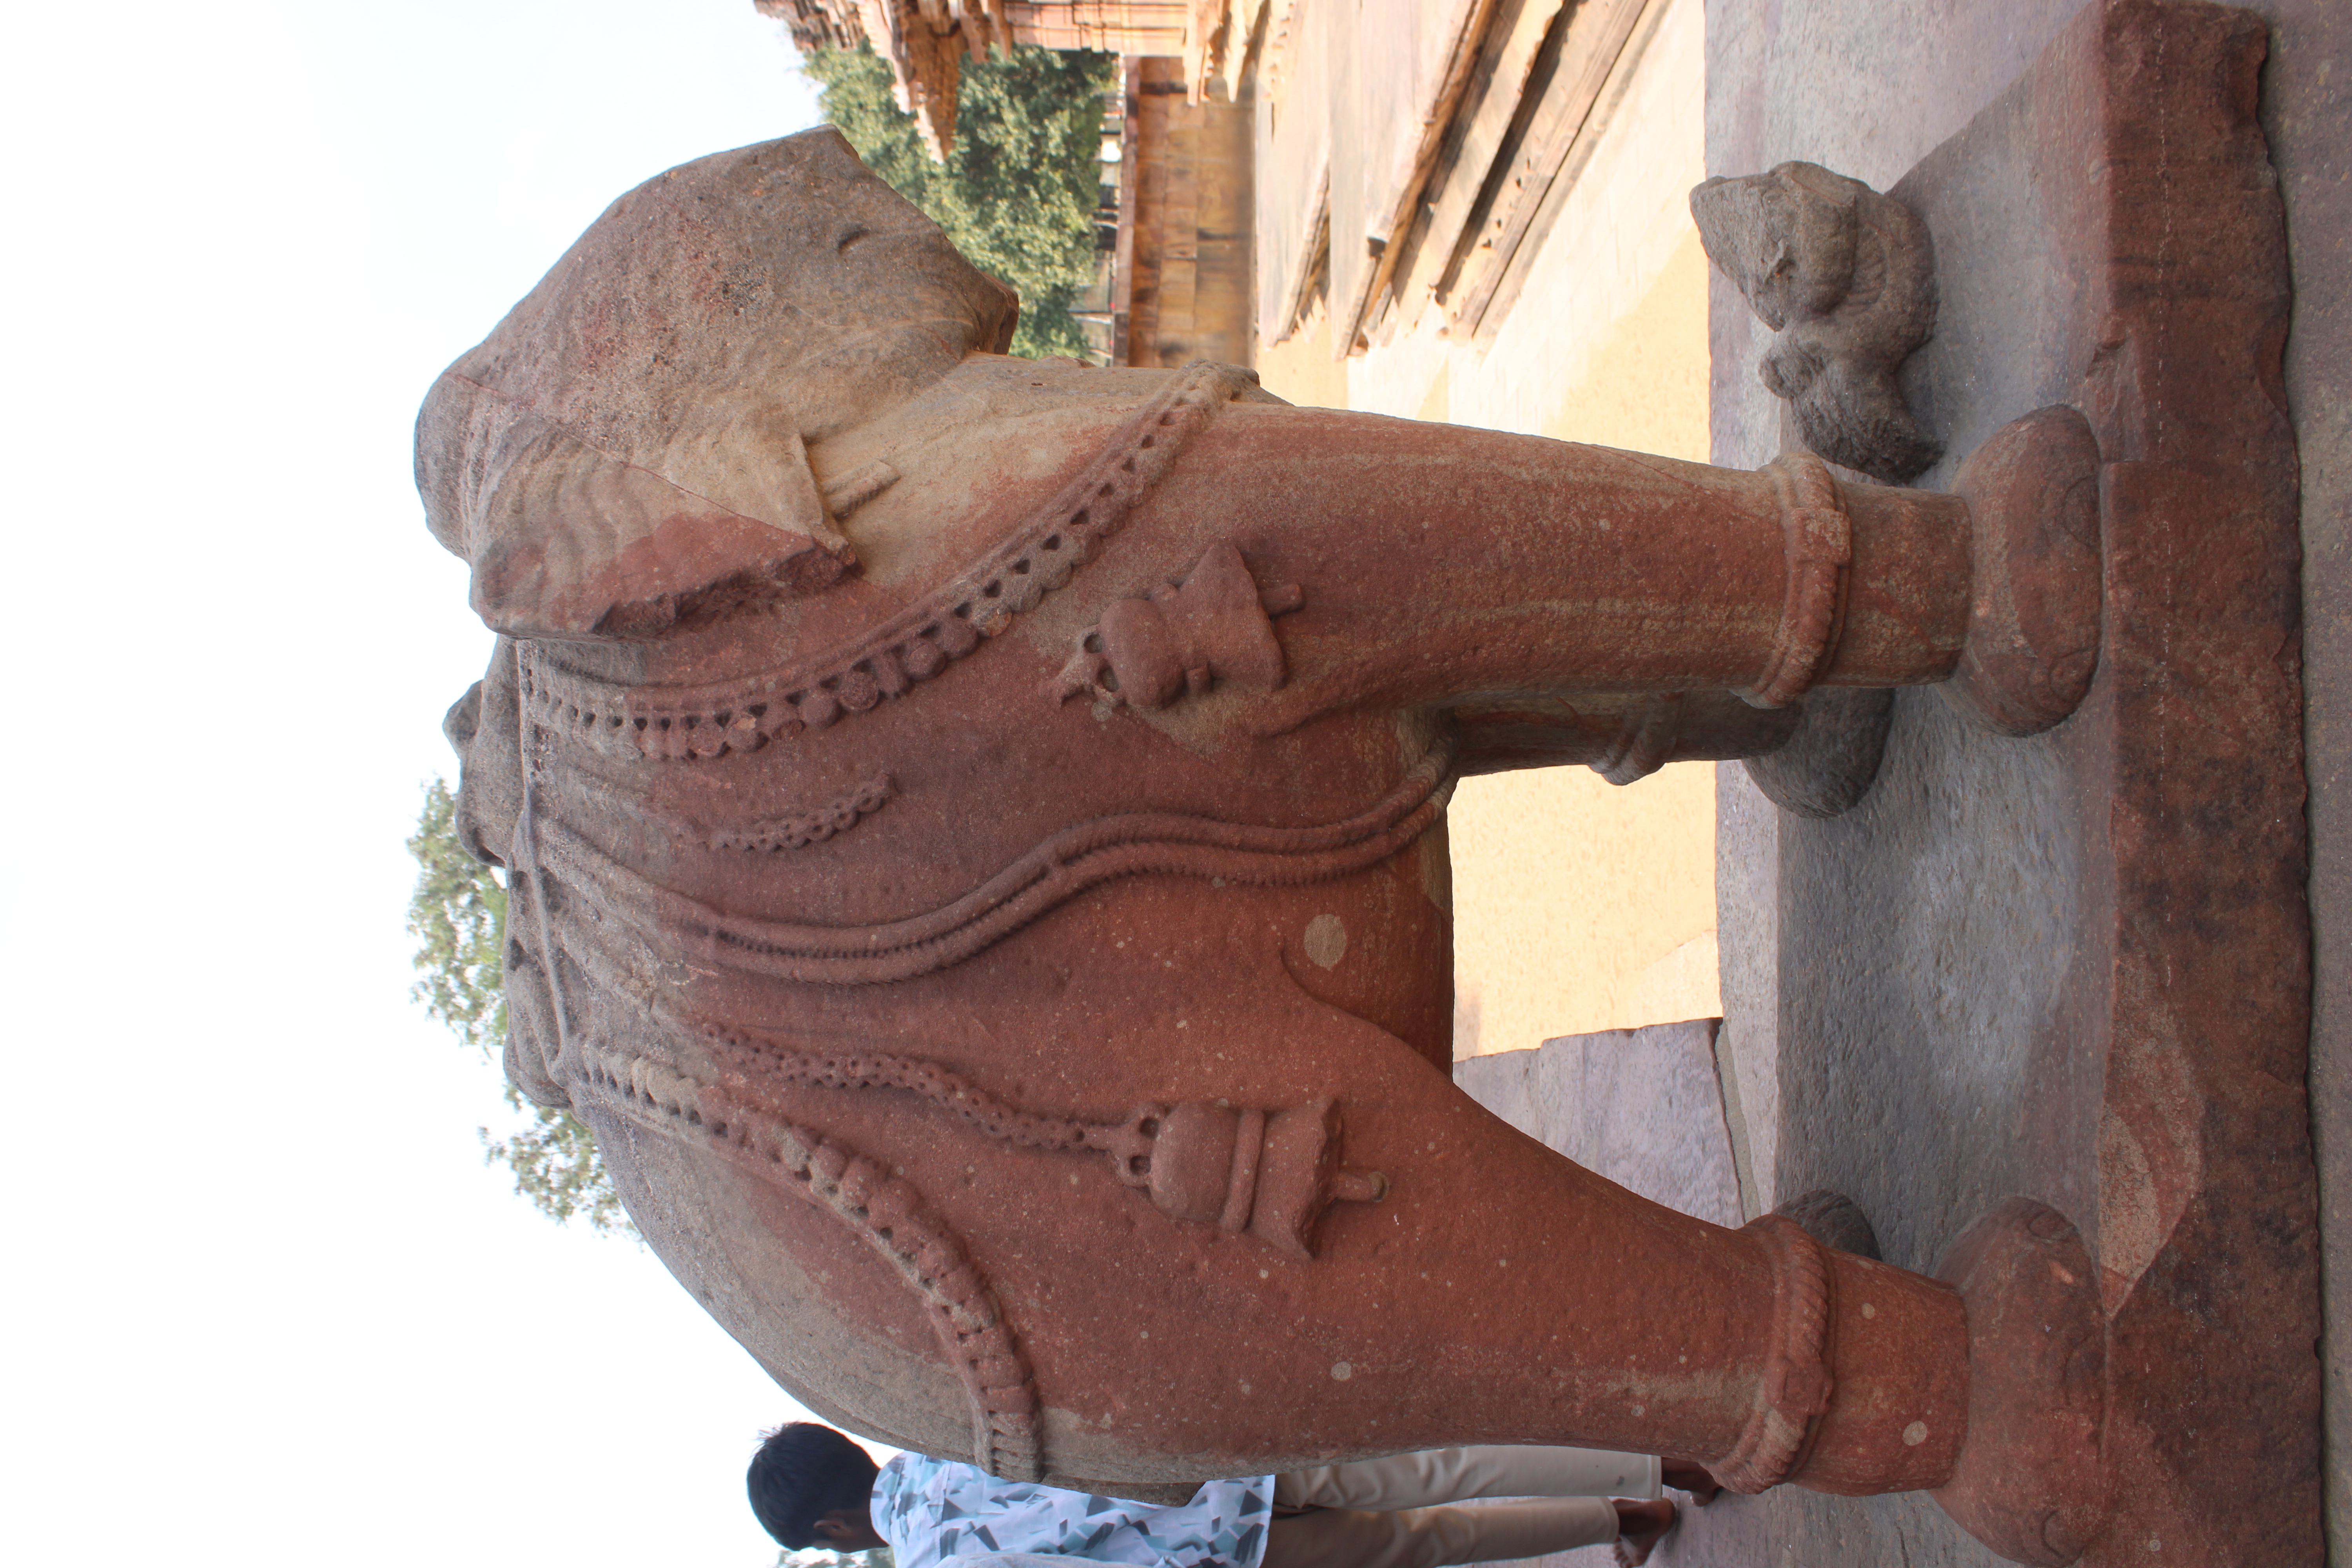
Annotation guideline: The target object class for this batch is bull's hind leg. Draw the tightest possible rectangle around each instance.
[920,982,1978,1503]
[948,912,2092,1536]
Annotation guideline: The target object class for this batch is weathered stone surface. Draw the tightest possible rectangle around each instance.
[1450,1030,1766,1568]
[2250,0,2352,1553]
[1453,1038,1924,1568]
[1693,161,1942,483]
[414,132,1018,642]
[1739,685,1893,819]
[1931,1200,2109,1567]
[1940,405,2103,738]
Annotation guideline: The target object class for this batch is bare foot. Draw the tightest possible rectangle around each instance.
[1612,1498,1677,1567]
[1661,1460,1721,1508]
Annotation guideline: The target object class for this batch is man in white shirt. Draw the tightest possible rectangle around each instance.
[749,1423,1719,1568]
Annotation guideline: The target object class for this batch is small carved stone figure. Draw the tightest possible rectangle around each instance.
[1691,160,1943,484]
[421,130,2107,1563]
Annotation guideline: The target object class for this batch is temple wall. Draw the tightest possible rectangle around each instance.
[1123,57,1255,368]
[1255,0,1722,1060]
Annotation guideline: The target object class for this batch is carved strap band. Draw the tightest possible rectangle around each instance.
[1740,452,1853,709]
[1713,1213,1837,1494]
[541,735,1457,987]
[704,1029,1112,1154]
[577,1039,1047,1482]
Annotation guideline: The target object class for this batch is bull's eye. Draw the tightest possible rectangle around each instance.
[836,224,872,253]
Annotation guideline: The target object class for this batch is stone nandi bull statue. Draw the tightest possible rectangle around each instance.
[419,129,2107,1565]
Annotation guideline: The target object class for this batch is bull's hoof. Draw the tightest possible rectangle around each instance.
[1771,1187,1882,1258]
[1742,686,1894,818]
[1942,407,2103,737]
[1931,1197,2110,1566]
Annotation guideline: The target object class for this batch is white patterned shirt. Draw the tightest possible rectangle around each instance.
[871,1453,1275,1568]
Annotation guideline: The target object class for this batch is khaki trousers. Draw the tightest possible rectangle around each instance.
[1259,1446,1661,1568]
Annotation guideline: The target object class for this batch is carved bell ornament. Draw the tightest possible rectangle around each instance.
[1102,1098,1387,1259]
[1053,538,1307,711]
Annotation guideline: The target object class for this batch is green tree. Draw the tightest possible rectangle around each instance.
[407,779,632,1238]
[801,45,1115,360]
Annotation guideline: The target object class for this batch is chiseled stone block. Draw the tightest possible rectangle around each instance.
[1452,1021,1743,1232]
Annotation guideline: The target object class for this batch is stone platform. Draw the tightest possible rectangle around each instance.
[1775,9,2318,1563]
[1472,5,2319,1564]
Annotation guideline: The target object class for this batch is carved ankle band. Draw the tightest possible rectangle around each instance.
[1713,1212,1837,1492]
[1740,452,1853,709]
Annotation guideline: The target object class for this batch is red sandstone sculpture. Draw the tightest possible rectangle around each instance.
[420,129,2111,1565]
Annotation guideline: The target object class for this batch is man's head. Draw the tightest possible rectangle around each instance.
[416,126,1020,641]
[748,1422,887,1551]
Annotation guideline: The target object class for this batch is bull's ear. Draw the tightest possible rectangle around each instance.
[418,377,857,642]
[502,938,572,1111]
[443,641,524,869]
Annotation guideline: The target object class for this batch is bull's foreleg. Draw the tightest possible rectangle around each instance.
[1115,402,2094,745]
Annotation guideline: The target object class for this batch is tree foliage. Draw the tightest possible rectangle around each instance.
[407,780,631,1238]
[478,1095,627,1237]
[406,779,507,1053]
[801,44,1116,360]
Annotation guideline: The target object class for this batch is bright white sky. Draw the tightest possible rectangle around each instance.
[0,4,891,1564]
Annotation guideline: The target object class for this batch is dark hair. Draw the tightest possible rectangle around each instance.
[748,1423,883,1549]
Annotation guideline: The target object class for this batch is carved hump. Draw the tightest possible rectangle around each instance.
[536,735,1458,986]
[523,362,1261,761]
[577,1038,1045,1481]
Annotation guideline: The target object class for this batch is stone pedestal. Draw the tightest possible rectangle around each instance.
[1704,2,2319,1563]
